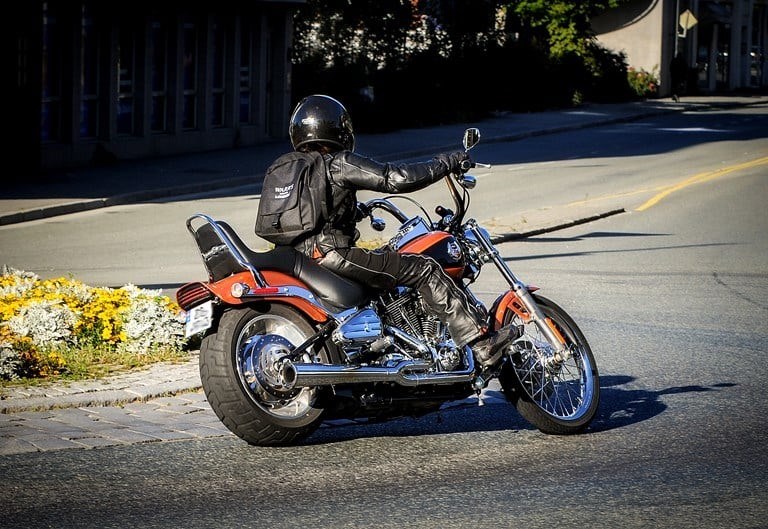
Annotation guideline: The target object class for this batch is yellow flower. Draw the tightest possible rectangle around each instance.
[1,269,186,379]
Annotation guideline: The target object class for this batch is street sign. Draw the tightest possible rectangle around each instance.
[679,9,698,31]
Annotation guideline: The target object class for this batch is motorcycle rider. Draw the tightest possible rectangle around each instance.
[283,94,517,367]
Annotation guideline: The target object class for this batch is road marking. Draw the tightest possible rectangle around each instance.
[636,155,768,211]
[566,187,659,207]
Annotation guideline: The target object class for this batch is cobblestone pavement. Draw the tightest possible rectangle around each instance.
[0,362,502,456]
[0,389,233,455]
[0,390,504,456]
[0,352,230,456]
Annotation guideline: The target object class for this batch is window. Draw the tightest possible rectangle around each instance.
[182,22,198,130]
[751,5,766,86]
[150,20,168,132]
[80,4,99,138]
[239,24,253,124]
[41,2,62,142]
[117,25,136,135]
[211,19,227,127]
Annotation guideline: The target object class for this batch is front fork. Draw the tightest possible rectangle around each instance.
[466,220,571,366]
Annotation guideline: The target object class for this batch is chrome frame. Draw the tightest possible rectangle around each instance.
[186,213,267,287]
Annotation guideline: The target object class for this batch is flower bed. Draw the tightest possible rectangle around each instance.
[627,66,659,99]
[0,266,188,382]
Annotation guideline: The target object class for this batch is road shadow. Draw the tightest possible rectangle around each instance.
[474,108,768,170]
[520,231,671,243]
[299,374,736,445]
[4,107,766,203]
[589,375,736,432]
[503,234,739,263]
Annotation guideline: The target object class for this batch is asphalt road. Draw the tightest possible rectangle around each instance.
[1,106,767,528]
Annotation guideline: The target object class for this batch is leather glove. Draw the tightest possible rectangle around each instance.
[354,201,370,222]
[436,151,470,175]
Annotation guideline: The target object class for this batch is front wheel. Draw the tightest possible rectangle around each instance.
[199,304,328,446]
[498,295,599,434]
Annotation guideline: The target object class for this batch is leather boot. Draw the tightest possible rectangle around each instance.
[472,324,520,367]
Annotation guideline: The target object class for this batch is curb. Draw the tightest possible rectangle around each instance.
[0,383,202,414]
[0,175,258,226]
[489,208,627,244]
[0,354,202,414]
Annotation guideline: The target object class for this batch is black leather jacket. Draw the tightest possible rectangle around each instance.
[295,150,463,256]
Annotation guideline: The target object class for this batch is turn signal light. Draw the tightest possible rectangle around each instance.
[230,282,250,298]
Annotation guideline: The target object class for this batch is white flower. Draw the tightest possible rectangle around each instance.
[0,340,21,380]
[119,287,184,354]
[6,299,78,347]
[0,266,39,298]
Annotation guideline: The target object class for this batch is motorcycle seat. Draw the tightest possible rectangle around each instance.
[215,221,371,311]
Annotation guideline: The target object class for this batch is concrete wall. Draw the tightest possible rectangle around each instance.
[593,0,666,81]
[594,0,768,95]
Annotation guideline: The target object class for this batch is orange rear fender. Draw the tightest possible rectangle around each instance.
[204,271,330,323]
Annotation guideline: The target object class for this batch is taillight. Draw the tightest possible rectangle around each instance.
[176,282,213,311]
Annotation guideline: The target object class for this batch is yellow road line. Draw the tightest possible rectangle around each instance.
[636,155,768,212]
[567,187,659,207]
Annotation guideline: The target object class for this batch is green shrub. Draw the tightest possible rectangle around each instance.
[627,66,659,99]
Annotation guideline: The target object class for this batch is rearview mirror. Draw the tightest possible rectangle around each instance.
[463,128,480,151]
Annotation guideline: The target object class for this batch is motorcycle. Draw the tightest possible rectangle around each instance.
[176,128,600,446]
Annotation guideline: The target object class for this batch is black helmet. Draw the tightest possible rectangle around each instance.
[289,94,355,152]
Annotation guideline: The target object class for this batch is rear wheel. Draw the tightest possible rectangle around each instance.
[499,295,599,434]
[200,304,328,446]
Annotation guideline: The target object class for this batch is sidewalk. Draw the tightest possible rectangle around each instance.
[1,94,766,415]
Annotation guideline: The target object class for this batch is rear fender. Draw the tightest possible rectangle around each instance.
[177,271,330,323]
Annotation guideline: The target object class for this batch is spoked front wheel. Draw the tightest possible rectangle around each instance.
[499,294,599,434]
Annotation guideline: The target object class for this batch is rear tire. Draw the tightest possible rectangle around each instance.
[200,304,327,446]
[499,295,599,435]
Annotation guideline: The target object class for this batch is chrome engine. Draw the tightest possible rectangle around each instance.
[332,288,463,372]
[281,289,476,391]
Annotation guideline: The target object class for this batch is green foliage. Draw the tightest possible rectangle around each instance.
[291,0,636,130]
[508,0,628,57]
[292,0,421,70]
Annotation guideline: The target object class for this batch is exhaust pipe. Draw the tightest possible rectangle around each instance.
[282,357,476,390]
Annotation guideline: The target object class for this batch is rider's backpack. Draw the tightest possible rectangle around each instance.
[255,150,330,246]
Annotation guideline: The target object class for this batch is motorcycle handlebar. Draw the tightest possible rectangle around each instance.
[458,159,490,174]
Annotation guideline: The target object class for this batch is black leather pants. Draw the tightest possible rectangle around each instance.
[318,247,486,347]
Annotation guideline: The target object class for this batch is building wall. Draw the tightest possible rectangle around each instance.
[592,0,666,78]
[10,0,304,177]
[593,0,768,96]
